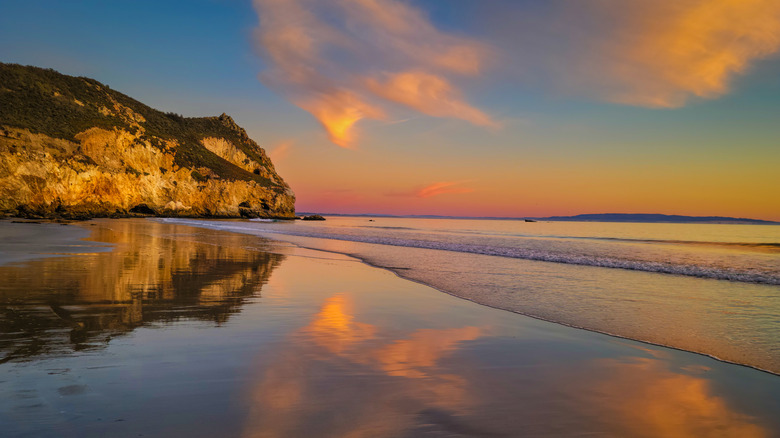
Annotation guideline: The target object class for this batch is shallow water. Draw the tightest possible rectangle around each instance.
[164,217,780,374]
[1,219,779,437]
[250,217,780,284]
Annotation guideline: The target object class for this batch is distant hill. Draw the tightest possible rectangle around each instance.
[0,62,295,219]
[534,213,777,225]
[299,212,778,224]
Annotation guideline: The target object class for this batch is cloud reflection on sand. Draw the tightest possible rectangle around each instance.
[242,293,483,438]
[589,357,767,438]
[242,292,768,437]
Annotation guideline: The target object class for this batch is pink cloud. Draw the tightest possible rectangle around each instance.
[386,181,475,199]
[416,181,475,198]
[268,140,293,162]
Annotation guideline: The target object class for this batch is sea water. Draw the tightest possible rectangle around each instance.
[164,216,780,374]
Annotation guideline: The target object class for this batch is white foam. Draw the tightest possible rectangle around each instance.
[160,218,780,285]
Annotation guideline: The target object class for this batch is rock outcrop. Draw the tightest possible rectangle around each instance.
[0,63,295,219]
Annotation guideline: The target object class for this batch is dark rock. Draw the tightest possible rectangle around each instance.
[15,204,43,219]
[129,204,156,215]
[239,207,260,218]
[301,214,326,221]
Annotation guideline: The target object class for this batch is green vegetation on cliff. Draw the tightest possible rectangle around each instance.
[0,62,281,186]
[0,62,295,219]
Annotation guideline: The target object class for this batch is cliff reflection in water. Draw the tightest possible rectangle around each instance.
[0,220,284,363]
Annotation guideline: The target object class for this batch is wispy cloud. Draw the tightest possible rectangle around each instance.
[252,0,495,148]
[388,181,475,199]
[365,71,496,128]
[417,181,474,198]
[268,140,293,161]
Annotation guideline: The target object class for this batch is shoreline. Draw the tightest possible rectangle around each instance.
[159,217,780,375]
[350,252,780,378]
[1,218,779,436]
[226,229,780,377]
[241,219,780,286]
[8,215,770,378]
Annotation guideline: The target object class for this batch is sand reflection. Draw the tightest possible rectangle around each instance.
[243,293,483,438]
[0,220,284,363]
[375,327,482,379]
[242,292,769,437]
[589,356,767,437]
[300,295,377,354]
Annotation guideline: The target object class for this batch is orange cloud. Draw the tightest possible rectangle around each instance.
[416,181,474,198]
[564,0,780,107]
[297,91,385,148]
[366,71,496,127]
[253,0,494,148]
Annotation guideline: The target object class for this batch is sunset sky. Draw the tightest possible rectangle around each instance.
[2,0,779,220]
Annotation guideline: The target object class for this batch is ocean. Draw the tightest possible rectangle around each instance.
[163,216,780,374]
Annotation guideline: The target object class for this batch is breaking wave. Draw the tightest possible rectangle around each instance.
[164,219,780,285]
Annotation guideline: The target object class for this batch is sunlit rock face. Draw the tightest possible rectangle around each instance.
[0,63,295,219]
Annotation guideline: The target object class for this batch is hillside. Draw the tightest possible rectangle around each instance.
[0,62,295,219]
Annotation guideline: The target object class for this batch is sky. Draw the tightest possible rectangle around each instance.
[1,0,779,220]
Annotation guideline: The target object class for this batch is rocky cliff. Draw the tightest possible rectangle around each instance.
[0,63,295,219]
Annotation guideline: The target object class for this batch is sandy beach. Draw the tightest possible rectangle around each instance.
[1,219,779,437]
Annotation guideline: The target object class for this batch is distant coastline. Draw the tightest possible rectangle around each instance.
[297,212,778,225]
[531,213,778,225]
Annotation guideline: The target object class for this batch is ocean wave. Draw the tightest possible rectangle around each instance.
[412,229,780,252]
[164,219,780,286]
[312,221,780,253]
[558,236,780,252]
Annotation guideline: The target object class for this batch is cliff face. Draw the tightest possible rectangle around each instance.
[0,63,295,219]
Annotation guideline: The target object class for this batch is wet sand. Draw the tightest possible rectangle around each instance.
[0,220,112,267]
[1,219,779,437]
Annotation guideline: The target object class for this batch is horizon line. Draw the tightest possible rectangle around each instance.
[296,212,779,224]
